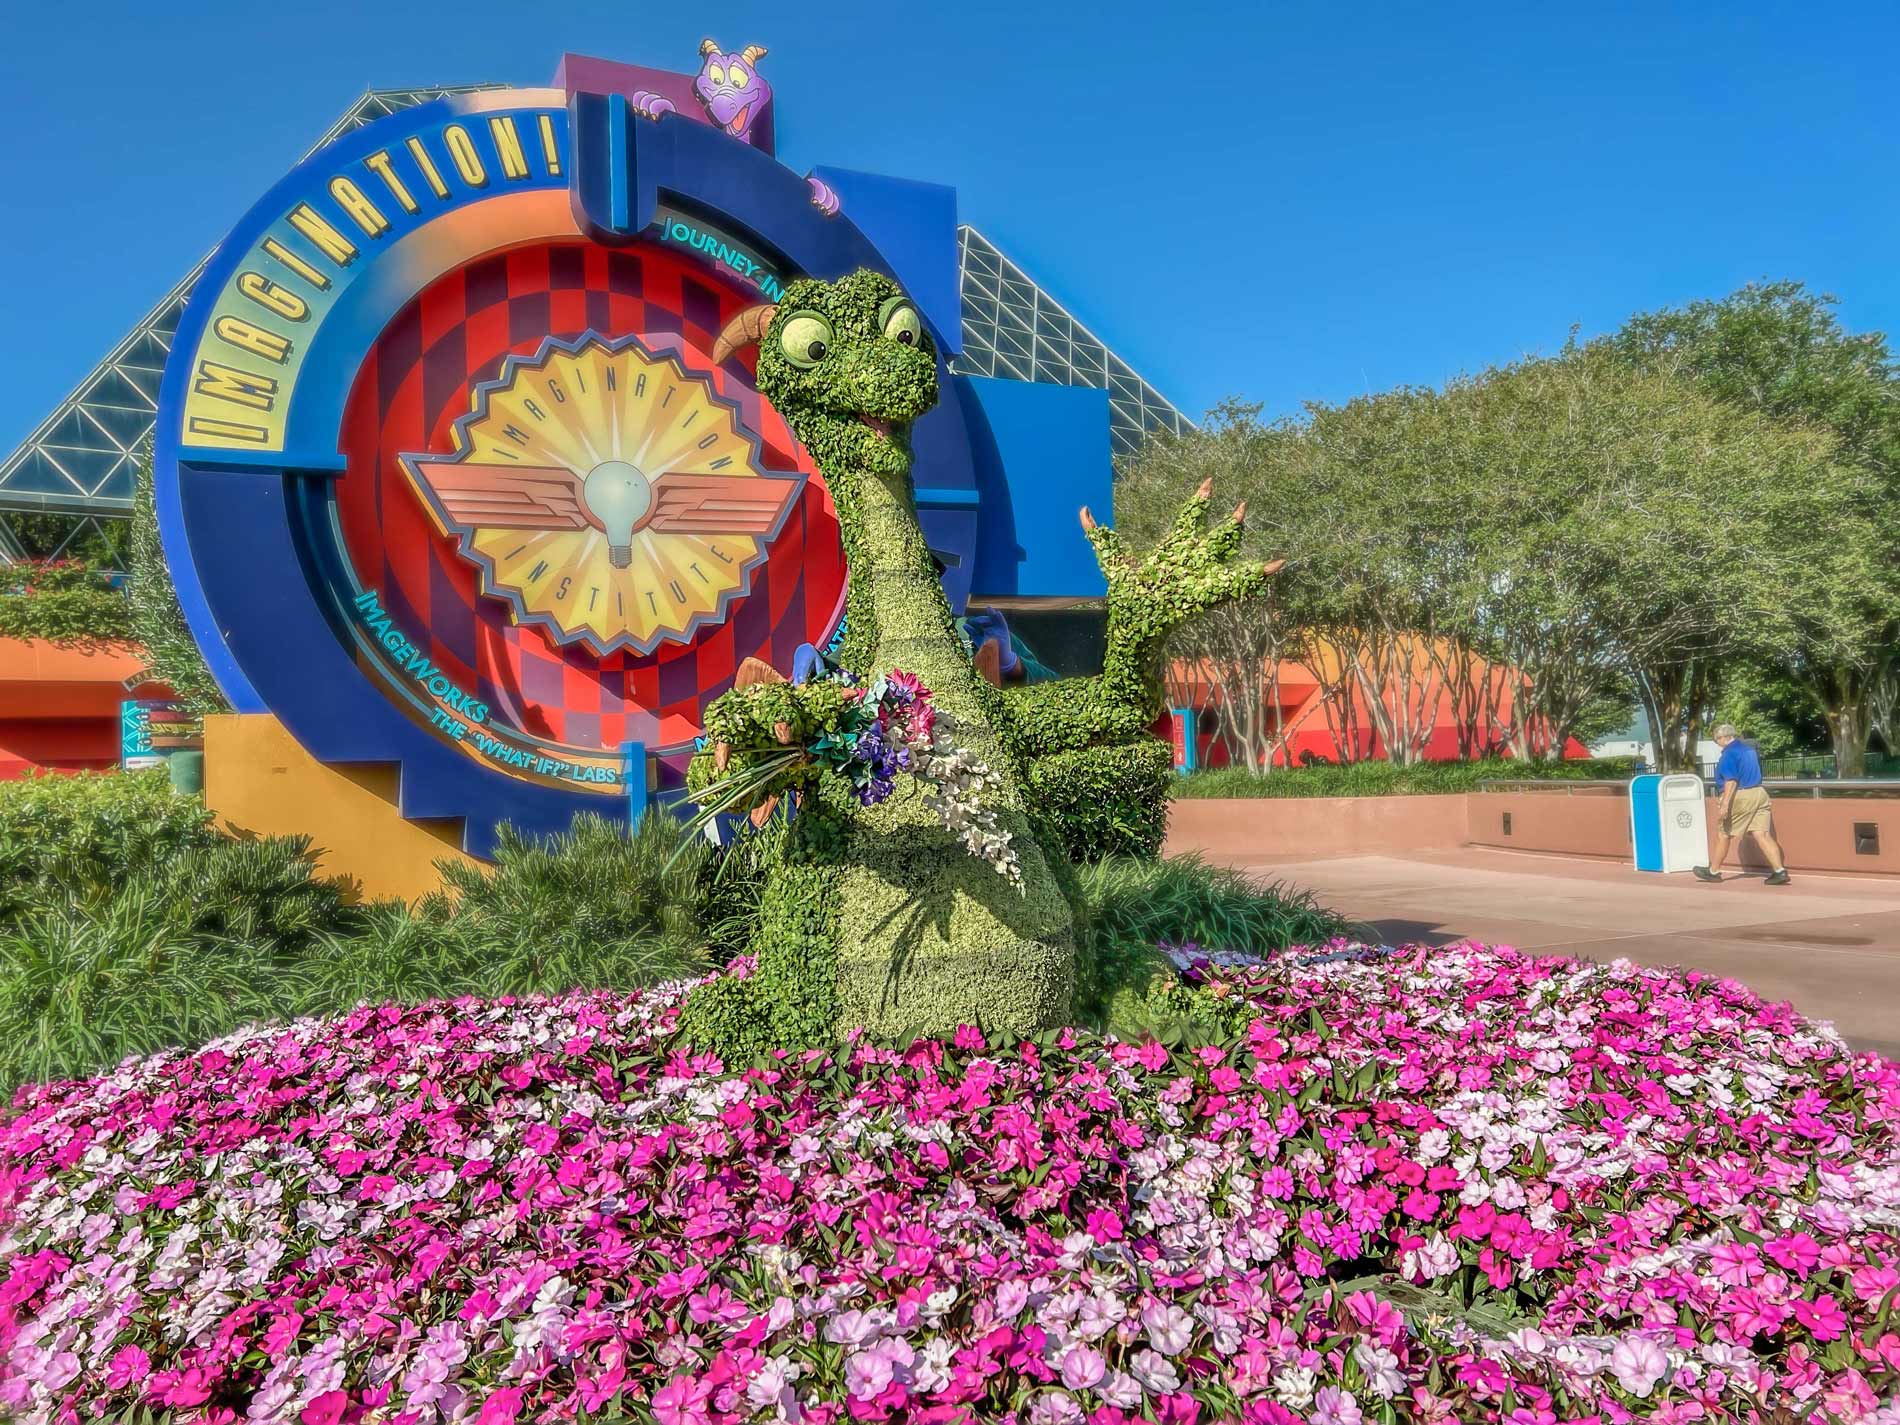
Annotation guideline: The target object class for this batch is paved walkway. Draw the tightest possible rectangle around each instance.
[1207,846,1900,1058]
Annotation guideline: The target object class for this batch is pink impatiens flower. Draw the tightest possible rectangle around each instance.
[1140,1301,1195,1356]
[650,1374,713,1425]
[103,1345,151,1391]
[1609,1336,1669,1398]
[475,1386,524,1425]
[1793,1295,1849,1341]
[0,943,1892,1425]
[1313,1385,1366,1425]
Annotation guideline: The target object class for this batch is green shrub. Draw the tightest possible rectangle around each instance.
[1173,756,1638,799]
[433,813,711,976]
[0,792,728,1090]
[1072,853,1347,1033]
[1029,742,1171,862]
[0,561,134,647]
[0,770,219,922]
[694,815,785,963]
[0,886,298,1088]
[161,835,358,952]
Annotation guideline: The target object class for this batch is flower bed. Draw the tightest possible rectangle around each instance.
[2,945,1897,1424]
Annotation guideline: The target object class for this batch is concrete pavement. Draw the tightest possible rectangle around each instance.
[1211,846,1900,1058]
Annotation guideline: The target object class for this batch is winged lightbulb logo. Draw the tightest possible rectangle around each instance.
[398,333,804,657]
[580,460,653,568]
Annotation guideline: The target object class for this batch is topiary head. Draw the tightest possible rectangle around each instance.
[712,271,937,482]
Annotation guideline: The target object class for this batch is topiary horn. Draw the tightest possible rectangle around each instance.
[740,44,768,66]
[712,303,778,364]
[699,38,720,57]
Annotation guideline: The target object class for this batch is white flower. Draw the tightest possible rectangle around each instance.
[913,1338,957,1394]
[1352,1340,1405,1398]
[1272,1364,1318,1408]
[1099,1370,1143,1407]
[922,1286,959,1325]
[1609,1334,1669,1397]
[746,1357,802,1421]
[1129,1348,1181,1393]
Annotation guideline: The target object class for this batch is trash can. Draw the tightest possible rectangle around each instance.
[167,750,205,796]
[1630,773,1707,873]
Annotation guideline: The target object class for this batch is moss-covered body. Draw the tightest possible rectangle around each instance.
[675,272,1270,1053]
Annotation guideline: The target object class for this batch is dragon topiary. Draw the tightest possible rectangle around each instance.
[673,270,1275,1055]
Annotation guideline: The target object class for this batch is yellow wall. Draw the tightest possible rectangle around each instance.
[204,714,477,903]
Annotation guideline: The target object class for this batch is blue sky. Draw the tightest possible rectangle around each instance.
[2,0,1897,449]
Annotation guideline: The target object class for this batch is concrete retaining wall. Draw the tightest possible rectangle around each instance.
[1466,789,1630,860]
[1164,794,1469,860]
[1169,787,1900,876]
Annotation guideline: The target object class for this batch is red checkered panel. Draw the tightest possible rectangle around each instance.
[334,240,846,754]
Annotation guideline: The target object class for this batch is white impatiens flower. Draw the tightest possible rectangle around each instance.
[1140,1301,1195,1355]
[1609,1335,1669,1398]
[1272,1364,1319,1409]
[1129,1349,1181,1393]
[746,1357,803,1421]
[1352,1340,1406,1398]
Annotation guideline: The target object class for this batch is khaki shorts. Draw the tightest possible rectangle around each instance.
[1722,785,1772,838]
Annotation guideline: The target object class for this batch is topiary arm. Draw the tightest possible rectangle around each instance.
[996,481,1281,757]
[685,662,859,819]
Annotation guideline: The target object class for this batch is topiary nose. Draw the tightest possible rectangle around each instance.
[844,346,937,422]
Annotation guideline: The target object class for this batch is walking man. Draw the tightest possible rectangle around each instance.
[1694,724,1790,885]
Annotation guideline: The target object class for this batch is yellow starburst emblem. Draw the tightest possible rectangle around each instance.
[400,333,803,656]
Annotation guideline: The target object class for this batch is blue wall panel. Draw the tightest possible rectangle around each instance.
[956,376,1110,600]
[809,167,961,358]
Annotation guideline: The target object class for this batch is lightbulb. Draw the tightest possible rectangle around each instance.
[581,461,653,569]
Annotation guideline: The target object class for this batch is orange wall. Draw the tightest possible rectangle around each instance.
[1753,797,1900,873]
[0,637,174,778]
[205,714,478,904]
[1466,790,1631,860]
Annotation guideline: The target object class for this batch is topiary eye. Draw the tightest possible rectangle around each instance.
[777,312,834,369]
[879,297,923,348]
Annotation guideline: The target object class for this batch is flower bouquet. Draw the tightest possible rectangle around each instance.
[682,664,1023,886]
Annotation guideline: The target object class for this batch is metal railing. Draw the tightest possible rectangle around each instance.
[1477,778,1900,799]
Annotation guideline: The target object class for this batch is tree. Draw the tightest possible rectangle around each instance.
[1431,355,1633,760]
[1608,281,1900,774]
[1712,661,1829,760]
[1114,403,1311,772]
[1439,346,1838,771]
[131,457,229,717]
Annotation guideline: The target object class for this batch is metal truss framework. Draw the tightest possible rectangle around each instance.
[0,87,500,559]
[951,225,1192,458]
[0,88,1190,560]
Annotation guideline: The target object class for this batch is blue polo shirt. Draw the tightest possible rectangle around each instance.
[1715,739,1764,790]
